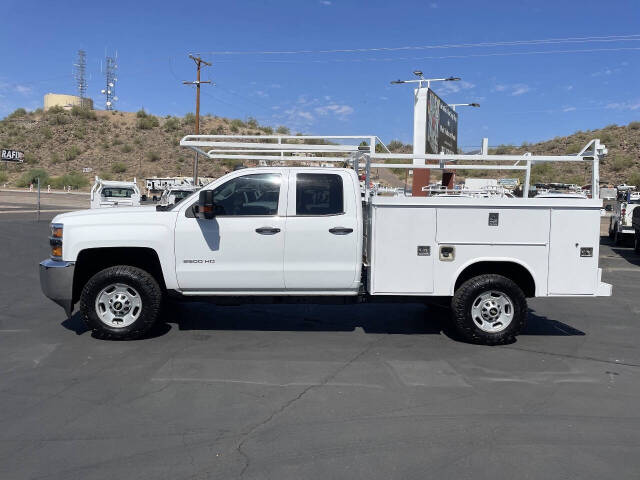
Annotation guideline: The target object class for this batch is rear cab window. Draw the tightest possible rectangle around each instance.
[296,173,344,216]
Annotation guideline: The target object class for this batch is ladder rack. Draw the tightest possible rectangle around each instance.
[180,135,607,199]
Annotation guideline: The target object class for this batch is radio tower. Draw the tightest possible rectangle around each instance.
[74,50,88,107]
[101,52,118,110]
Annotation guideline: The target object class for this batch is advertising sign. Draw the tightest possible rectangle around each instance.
[1,149,24,162]
[426,90,458,154]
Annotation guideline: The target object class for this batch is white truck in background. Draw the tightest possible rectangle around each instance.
[159,185,200,206]
[40,135,611,345]
[90,177,141,209]
[609,191,640,245]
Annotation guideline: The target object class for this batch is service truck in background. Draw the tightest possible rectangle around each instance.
[40,135,611,345]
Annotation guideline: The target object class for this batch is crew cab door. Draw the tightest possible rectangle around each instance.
[174,170,288,291]
[283,170,360,290]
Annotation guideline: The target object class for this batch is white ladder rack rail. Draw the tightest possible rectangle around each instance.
[179,135,606,199]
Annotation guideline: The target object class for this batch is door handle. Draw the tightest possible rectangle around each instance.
[329,227,353,235]
[255,227,281,235]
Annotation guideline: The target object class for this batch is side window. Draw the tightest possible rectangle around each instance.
[212,173,281,216]
[296,173,344,216]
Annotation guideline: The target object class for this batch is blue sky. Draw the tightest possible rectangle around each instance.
[1,0,639,148]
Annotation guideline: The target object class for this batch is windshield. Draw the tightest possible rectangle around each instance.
[102,187,135,198]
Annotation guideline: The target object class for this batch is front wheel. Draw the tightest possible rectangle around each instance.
[635,232,640,254]
[80,265,163,339]
[451,274,527,345]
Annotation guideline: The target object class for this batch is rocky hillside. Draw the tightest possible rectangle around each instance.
[1,106,639,189]
[0,107,293,189]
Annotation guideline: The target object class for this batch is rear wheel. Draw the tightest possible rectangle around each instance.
[635,232,640,254]
[608,219,615,239]
[614,227,622,245]
[80,265,163,339]
[451,274,527,345]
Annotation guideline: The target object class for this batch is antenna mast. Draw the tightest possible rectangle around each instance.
[101,52,118,110]
[74,50,88,107]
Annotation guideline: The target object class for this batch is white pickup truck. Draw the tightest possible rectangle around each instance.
[40,135,612,345]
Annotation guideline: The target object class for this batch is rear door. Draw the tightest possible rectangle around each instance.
[284,170,359,290]
[174,170,288,291]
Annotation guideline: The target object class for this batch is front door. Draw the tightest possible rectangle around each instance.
[174,171,287,291]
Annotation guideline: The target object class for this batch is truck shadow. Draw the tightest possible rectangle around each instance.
[61,304,584,342]
[601,234,640,266]
[162,302,583,343]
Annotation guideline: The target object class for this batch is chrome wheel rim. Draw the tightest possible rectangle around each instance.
[95,283,142,328]
[471,291,514,333]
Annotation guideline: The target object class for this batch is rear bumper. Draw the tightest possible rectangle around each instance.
[39,259,75,316]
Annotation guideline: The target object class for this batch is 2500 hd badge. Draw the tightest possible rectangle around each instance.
[183,259,216,264]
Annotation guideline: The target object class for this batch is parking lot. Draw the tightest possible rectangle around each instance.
[1,194,640,479]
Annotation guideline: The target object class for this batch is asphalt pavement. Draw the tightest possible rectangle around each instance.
[1,209,639,479]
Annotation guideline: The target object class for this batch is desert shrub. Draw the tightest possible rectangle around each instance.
[276,126,290,135]
[73,127,86,139]
[136,109,148,118]
[137,115,159,130]
[70,106,97,120]
[112,162,127,173]
[387,140,406,151]
[183,113,196,125]
[230,119,245,130]
[133,138,142,146]
[611,154,634,171]
[628,121,640,130]
[628,171,640,186]
[98,171,114,180]
[247,117,259,128]
[229,124,239,133]
[24,153,37,165]
[261,126,273,135]
[47,106,65,114]
[565,142,583,154]
[41,127,52,139]
[51,172,89,189]
[164,117,181,131]
[51,153,61,164]
[64,145,82,161]
[112,138,123,146]
[146,151,161,162]
[120,144,133,153]
[7,108,27,120]
[0,171,7,183]
[48,114,69,126]
[16,168,48,187]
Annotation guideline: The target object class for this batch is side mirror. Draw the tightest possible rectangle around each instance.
[197,190,215,219]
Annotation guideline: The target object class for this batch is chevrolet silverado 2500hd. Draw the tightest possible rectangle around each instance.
[40,135,612,345]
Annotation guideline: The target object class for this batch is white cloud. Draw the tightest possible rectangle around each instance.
[320,0,332,5]
[510,84,530,96]
[606,100,640,111]
[562,106,576,112]
[314,104,354,117]
[438,80,475,95]
[565,85,574,91]
[494,84,507,92]
[429,2,438,7]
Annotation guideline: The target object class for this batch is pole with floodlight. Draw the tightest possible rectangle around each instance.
[390,71,461,196]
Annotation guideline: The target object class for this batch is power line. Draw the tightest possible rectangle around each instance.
[210,46,640,64]
[183,55,212,184]
[193,33,640,56]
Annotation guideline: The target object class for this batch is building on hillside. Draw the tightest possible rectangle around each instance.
[44,93,93,111]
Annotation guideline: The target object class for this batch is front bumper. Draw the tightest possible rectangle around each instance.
[39,259,75,317]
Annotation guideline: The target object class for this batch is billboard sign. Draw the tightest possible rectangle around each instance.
[1,149,24,162]
[426,90,458,154]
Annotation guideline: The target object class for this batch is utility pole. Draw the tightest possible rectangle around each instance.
[183,55,212,185]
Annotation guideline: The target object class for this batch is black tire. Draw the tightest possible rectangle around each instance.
[609,220,615,239]
[614,228,622,246]
[635,232,640,254]
[80,265,163,339]
[451,274,527,345]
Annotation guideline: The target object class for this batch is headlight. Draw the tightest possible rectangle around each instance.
[50,223,63,260]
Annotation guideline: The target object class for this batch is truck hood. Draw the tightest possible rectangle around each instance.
[52,206,173,224]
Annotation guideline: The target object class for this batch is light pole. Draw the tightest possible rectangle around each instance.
[449,102,481,111]
[390,71,461,196]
